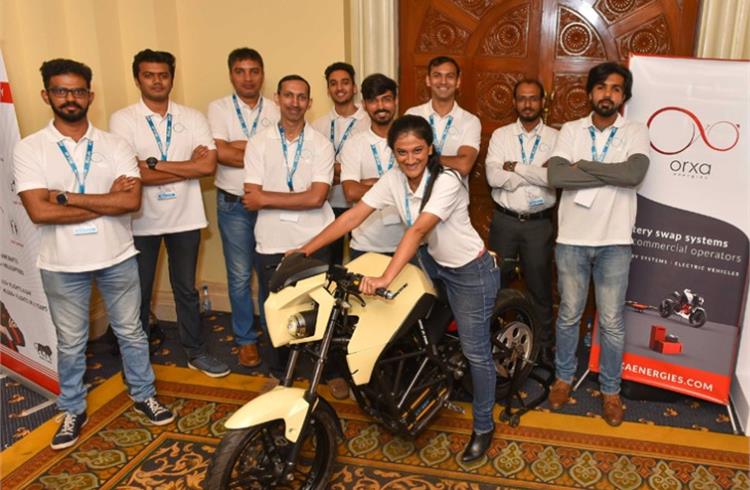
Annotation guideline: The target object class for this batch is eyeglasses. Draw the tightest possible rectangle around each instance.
[47,87,90,98]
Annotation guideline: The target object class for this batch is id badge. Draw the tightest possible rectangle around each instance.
[158,186,177,201]
[381,207,402,226]
[280,212,300,223]
[73,223,98,236]
[525,188,545,209]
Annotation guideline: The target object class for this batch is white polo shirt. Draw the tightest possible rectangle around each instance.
[13,122,139,273]
[404,100,481,156]
[311,106,369,209]
[207,94,280,196]
[244,123,335,254]
[109,99,212,236]
[486,119,558,213]
[362,167,484,268]
[340,128,406,252]
[553,113,650,246]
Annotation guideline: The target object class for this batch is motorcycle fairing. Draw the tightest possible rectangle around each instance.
[344,253,437,385]
[223,387,309,442]
[265,273,336,347]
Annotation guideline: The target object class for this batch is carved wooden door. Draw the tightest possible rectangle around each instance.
[399,0,700,239]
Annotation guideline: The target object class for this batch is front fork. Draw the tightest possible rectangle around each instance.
[280,297,346,480]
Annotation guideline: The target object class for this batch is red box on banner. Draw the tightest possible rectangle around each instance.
[649,325,666,349]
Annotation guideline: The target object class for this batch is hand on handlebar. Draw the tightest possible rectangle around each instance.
[359,275,390,296]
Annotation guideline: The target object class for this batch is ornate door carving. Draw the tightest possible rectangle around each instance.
[399,0,700,239]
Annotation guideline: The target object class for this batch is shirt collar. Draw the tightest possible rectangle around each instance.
[45,119,97,143]
[137,98,177,118]
[367,126,388,143]
[514,119,543,137]
[428,100,458,119]
[270,121,308,142]
[330,104,365,122]
[234,94,263,112]
[400,166,430,198]
[587,112,625,131]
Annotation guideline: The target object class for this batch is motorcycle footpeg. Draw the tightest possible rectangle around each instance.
[443,400,465,414]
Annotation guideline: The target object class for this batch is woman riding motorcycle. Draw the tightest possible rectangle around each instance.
[296,114,500,462]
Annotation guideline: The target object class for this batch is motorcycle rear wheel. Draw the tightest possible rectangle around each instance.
[658,299,674,318]
[206,408,338,490]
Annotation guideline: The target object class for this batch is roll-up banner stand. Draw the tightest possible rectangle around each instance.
[586,55,749,433]
[0,49,60,395]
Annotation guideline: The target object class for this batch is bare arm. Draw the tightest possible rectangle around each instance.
[243,182,331,211]
[19,188,100,225]
[547,156,605,189]
[359,212,440,295]
[50,176,142,215]
[137,160,187,185]
[576,153,650,187]
[439,145,479,177]
[299,201,375,256]
[154,145,218,179]
[342,178,379,203]
[215,139,247,168]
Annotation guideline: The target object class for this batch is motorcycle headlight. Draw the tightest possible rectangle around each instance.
[287,310,317,338]
[698,297,704,305]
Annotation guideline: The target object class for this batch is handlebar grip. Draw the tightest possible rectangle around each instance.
[375,288,394,300]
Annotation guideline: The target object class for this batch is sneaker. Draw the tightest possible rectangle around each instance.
[188,354,231,378]
[134,397,176,426]
[50,411,87,450]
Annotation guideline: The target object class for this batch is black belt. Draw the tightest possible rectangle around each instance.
[218,188,242,203]
[495,203,553,221]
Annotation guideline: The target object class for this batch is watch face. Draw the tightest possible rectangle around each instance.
[56,192,67,205]
[146,157,158,168]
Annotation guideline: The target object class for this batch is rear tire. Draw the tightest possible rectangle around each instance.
[206,407,338,490]
[658,299,674,318]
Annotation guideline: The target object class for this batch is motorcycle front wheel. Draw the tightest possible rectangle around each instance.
[206,407,338,490]
[689,308,707,327]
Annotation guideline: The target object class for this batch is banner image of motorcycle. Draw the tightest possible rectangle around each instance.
[588,55,749,405]
[0,49,60,394]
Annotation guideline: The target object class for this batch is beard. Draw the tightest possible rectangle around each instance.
[592,99,620,118]
[52,102,88,123]
[372,110,394,125]
[518,109,542,124]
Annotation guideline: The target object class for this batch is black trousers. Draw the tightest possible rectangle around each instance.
[488,209,555,347]
[134,229,205,359]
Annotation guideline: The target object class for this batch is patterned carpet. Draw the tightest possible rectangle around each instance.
[2,366,748,490]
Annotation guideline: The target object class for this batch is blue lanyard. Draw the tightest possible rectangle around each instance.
[518,133,541,165]
[402,171,429,227]
[428,114,453,154]
[56,139,94,193]
[589,126,618,162]
[278,125,305,191]
[232,95,264,139]
[145,114,172,161]
[370,144,394,177]
[330,118,356,157]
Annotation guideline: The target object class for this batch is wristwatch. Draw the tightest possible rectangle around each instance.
[146,157,158,170]
[56,192,69,206]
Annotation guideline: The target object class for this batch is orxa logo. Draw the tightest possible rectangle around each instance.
[647,107,740,155]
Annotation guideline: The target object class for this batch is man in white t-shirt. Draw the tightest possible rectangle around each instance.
[486,79,558,363]
[404,56,481,177]
[243,75,336,386]
[14,59,173,450]
[546,62,650,427]
[207,48,279,369]
[340,73,405,258]
[311,62,369,265]
[110,49,229,378]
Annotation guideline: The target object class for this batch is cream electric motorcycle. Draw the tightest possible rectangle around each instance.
[207,252,539,489]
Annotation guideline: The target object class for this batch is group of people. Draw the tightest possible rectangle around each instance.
[13,45,649,463]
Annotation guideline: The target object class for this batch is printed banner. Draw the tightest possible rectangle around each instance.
[589,55,750,405]
[0,49,59,394]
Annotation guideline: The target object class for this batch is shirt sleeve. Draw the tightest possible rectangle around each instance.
[421,171,462,221]
[13,140,46,193]
[108,111,136,152]
[551,122,576,162]
[458,113,481,151]
[207,100,230,141]
[192,111,217,150]
[112,135,140,179]
[627,122,651,157]
[244,135,264,185]
[311,135,335,184]
[339,137,362,182]
[361,170,397,210]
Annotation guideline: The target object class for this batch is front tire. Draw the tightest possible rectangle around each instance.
[206,407,338,490]
[689,308,707,327]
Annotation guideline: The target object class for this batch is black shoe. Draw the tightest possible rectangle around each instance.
[461,430,493,462]
[51,411,87,450]
[148,325,165,355]
[134,397,175,425]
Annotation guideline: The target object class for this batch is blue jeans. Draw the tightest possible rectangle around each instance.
[420,250,500,434]
[554,244,632,395]
[217,190,260,345]
[41,257,156,414]
[134,230,203,359]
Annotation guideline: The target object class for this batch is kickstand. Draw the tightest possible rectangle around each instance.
[498,350,554,427]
